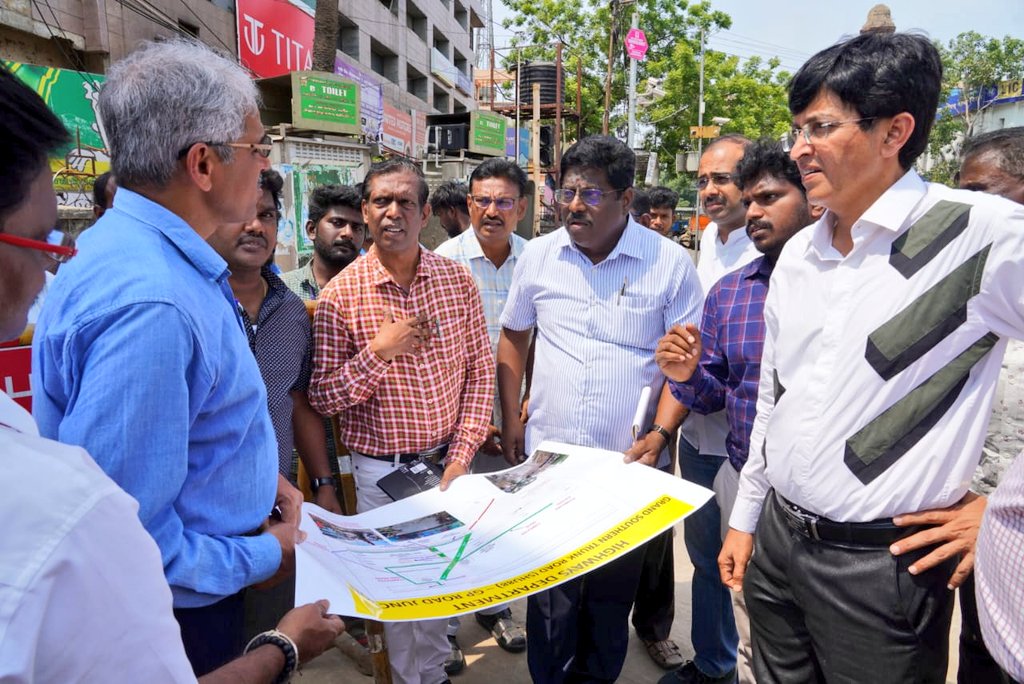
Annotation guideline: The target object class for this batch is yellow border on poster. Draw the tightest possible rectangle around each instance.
[348,494,694,621]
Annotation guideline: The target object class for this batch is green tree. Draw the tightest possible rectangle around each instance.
[926,32,1024,185]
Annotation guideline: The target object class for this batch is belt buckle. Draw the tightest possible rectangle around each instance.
[787,502,821,541]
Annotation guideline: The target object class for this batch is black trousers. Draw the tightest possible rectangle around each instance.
[745,490,956,684]
[174,591,247,677]
[958,573,1012,684]
[527,545,646,684]
[631,528,676,641]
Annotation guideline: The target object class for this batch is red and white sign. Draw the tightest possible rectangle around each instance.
[237,0,314,79]
[0,345,33,412]
[625,28,649,60]
[382,102,413,156]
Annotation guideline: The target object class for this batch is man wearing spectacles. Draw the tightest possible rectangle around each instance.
[31,40,304,677]
[435,158,530,672]
[0,62,344,684]
[430,180,473,239]
[498,135,702,684]
[718,32,1024,684]
[282,184,366,302]
[671,134,760,684]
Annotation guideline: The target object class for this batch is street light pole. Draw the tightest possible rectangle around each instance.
[627,8,638,147]
[602,0,617,135]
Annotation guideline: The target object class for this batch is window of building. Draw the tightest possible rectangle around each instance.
[454,0,468,30]
[338,13,359,59]
[370,38,399,84]
[408,64,429,103]
[406,0,427,42]
[433,31,449,59]
[433,84,450,113]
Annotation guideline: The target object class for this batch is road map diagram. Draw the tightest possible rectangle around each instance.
[295,441,712,621]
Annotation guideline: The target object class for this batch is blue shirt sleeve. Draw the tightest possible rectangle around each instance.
[36,302,281,598]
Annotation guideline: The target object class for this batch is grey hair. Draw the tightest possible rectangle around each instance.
[99,39,260,189]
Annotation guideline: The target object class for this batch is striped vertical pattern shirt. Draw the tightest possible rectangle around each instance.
[670,256,773,473]
[435,228,528,351]
[732,172,1024,533]
[976,450,1024,681]
[500,218,703,456]
[308,247,494,468]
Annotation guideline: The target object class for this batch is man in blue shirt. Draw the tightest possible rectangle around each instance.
[657,139,816,684]
[32,40,303,677]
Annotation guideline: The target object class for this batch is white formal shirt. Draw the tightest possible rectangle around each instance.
[679,222,760,456]
[0,392,197,683]
[731,171,1024,532]
[501,219,703,462]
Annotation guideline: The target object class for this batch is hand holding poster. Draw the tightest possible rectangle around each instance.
[295,441,712,621]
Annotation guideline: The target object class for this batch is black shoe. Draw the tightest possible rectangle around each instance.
[444,635,465,675]
[658,661,736,684]
[475,608,527,653]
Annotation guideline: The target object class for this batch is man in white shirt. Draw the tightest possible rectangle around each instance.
[674,134,759,684]
[718,32,1024,683]
[0,63,343,684]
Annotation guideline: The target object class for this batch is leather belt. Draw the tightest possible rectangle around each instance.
[358,443,449,466]
[777,493,928,546]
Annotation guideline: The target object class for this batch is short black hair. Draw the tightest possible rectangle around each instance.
[962,127,1024,181]
[734,139,806,196]
[789,32,941,170]
[93,171,115,208]
[470,158,529,197]
[647,186,679,211]
[259,169,284,211]
[560,135,635,191]
[630,188,651,218]
[0,65,69,223]
[362,158,429,207]
[308,184,361,226]
[429,180,470,216]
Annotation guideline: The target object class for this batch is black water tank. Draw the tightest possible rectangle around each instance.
[519,61,563,106]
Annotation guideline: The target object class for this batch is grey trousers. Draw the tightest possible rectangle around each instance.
[745,490,956,684]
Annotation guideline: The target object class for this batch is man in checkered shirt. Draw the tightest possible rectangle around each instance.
[309,158,494,684]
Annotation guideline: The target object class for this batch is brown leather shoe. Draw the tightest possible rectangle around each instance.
[643,638,685,670]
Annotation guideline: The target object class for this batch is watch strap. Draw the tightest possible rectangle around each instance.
[648,424,672,443]
[310,476,337,492]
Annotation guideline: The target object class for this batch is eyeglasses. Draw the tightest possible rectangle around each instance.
[783,117,877,151]
[470,196,520,211]
[177,134,274,159]
[695,173,734,190]
[0,229,77,264]
[553,188,622,207]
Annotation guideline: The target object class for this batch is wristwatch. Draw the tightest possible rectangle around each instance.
[647,424,672,444]
[310,476,337,493]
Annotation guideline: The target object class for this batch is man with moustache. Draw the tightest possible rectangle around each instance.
[31,40,304,675]
[498,135,702,684]
[282,184,366,302]
[435,157,529,672]
[676,134,758,684]
[657,139,817,684]
[718,33,1024,682]
[309,158,493,684]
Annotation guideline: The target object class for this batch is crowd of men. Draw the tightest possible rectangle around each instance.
[1,26,1024,684]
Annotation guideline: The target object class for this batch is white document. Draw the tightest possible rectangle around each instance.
[295,441,712,621]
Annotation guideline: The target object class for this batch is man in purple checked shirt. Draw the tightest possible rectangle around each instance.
[655,139,818,684]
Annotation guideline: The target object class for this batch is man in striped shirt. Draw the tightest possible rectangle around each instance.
[717,32,1024,683]
[498,135,702,684]
[309,158,493,684]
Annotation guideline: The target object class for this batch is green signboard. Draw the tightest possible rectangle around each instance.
[291,71,361,135]
[470,111,507,157]
[5,61,108,209]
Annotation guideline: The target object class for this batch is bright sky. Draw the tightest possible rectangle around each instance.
[491,0,1024,73]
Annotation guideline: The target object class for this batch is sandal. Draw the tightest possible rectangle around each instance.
[643,638,685,670]
[475,610,527,653]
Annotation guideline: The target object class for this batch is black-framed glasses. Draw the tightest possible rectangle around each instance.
[695,173,734,190]
[177,134,274,159]
[553,188,622,207]
[783,117,877,151]
[471,195,520,211]
[0,229,77,264]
